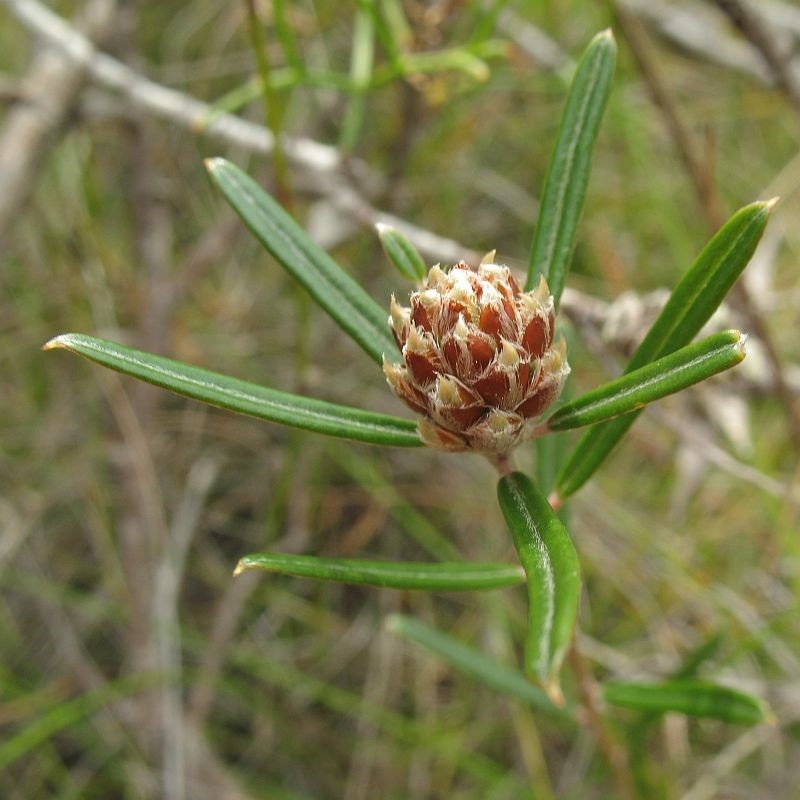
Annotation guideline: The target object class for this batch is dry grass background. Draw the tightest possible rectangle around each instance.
[1,1,799,798]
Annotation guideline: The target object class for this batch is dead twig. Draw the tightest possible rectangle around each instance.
[0,0,117,238]
[710,0,800,113]
[611,1,800,451]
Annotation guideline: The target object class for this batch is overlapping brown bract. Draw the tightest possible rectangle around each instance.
[383,260,570,453]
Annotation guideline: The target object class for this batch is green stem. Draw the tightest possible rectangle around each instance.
[243,0,293,209]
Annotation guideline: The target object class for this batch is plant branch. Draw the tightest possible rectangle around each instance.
[1,0,478,265]
[1,0,347,175]
[618,0,798,84]
[611,1,800,451]
[568,642,637,800]
[709,0,800,113]
[0,0,117,238]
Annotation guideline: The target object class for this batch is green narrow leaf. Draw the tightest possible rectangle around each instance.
[546,330,746,431]
[526,29,617,306]
[206,158,396,364]
[628,633,727,742]
[386,614,571,719]
[556,199,775,499]
[44,334,421,448]
[603,680,772,726]
[628,203,775,369]
[497,472,580,702]
[376,223,428,282]
[235,553,524,591]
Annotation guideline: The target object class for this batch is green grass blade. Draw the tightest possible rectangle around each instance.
[339,4,375,151]
[0,674,157,771]
[602,680,772,725]
[44,334,421,447]
[235,553,524,591]
[497,472,580,702]
[385,614,571,719]
[377,223,428,282]
[547,330,746,431]
[555,199,775,499]
[206,158,396,364]
[526,29,617,306]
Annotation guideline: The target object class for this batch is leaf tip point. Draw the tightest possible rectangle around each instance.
[545,679,566,708]
[204,157,226,175]
[232,560,248,577]
[737,331,748,358]
[547,490,564,513]
[383,614,401,633]
[594,28,616,48]
[42,334,71,352]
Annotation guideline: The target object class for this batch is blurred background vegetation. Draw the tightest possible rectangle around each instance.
[1,0,799,797]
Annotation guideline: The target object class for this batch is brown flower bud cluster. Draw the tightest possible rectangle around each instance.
[383,260,569,453]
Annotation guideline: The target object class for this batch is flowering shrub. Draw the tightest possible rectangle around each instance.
[45,30,771,733]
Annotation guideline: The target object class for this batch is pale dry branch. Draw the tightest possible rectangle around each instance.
[2,0,345,175]
[682,724,779,800]
[496,8,572,72]
[3,0,478,265]
[0,0,117,236]
[620,0,800,84]
[710,0,800,113]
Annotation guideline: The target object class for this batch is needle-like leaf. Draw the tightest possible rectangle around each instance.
[376,223,428,282]
[206,157,397,364]
[497,472,580,702]
[546,330,746,431]
[556,198,775,499]
[603,680,772,725]
[526,29,617,307]
[44,334,421,447]
[386,614,571,719]
[235,552,525,591]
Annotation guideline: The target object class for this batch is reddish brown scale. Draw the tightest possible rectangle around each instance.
[501,296,517,327]
[467,334,495,370]
[515,379,560,418]
[438,299,465,338]
[516,362,532,392]
[478,304,503,336]
[522,316,549,358]
[454,379,482,405]
[428,426,467,449]
[411,298,432,332]
[390,376,428,415]
[441,337,461,372]
[442,405,484,429]
[406,352,438,386]
[474,370,509,406]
